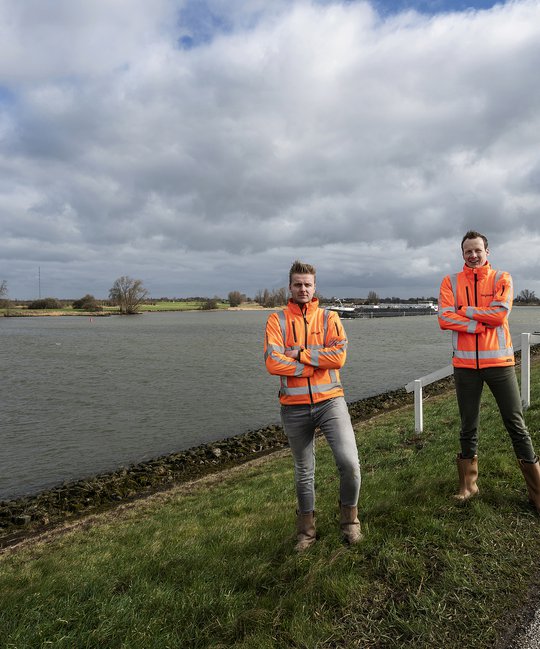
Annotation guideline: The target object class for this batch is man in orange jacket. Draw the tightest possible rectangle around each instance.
[438,230,540,511]
[264,260,362,550]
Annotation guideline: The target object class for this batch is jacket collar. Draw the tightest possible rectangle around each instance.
[462,261,491,279]
[287,297,319,315]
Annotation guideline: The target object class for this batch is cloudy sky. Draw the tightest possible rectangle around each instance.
[1,0,540,301]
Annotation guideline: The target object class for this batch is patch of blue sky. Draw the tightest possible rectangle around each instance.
[175,0,508,49]
[177,0,234,50]
[0,85,16,105]
[370,0,507,16]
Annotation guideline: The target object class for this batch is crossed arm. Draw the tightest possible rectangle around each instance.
[438,273,512,334]
[264,312,347,376]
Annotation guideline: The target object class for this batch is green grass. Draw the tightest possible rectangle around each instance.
[1,301,229,316]
[138,301,229,312]
[1,366,540,648]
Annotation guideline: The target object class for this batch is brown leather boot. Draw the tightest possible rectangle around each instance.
[454,454,479,501]
[339,503,363,545]
[295,511,316,551]
[518,458,540,513]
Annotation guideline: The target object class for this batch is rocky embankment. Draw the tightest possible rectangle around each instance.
[2,349,536,547]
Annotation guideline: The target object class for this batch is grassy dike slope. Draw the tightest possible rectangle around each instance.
[1,366,540,649]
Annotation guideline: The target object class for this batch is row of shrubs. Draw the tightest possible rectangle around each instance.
[27,294,103,312]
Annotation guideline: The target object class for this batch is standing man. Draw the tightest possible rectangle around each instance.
[264,260,362,551]
[438,230,540,511]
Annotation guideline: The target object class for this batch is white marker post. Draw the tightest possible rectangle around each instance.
[522,332,531,410]
[405,365,453,434]
[521,332,540,410]
[414,379,423,433]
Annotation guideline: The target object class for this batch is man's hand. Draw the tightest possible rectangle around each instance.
[284,349,300,360]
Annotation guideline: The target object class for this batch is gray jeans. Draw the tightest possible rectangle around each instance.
[280,396,361,513]
[454,366,536,461]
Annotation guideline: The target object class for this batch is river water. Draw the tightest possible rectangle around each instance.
[2,307,540,499]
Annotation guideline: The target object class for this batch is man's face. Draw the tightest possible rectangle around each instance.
[289,273,316,305]
[462,237,489,268]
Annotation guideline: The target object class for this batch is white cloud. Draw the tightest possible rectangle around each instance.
[1,0,540,299]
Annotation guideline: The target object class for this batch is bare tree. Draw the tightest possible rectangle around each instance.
[72,294,103,311]
[255,287,288,307]
[0,280,8,309]
[109,276,148,314]
[367,290,379,305]
[517,289,537,304]
[274,286,288,305]
[201,298,219,310]
[228,291,245,307]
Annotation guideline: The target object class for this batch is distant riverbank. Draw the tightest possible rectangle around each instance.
[1,302,271,317]
[4,302,539,318]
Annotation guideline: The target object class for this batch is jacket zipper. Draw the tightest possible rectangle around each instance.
[302,307,314,403]
[474,273,480,369]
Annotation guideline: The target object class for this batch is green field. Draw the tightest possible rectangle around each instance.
[138,301,229,312]
[1,365,540,648]
[1,300,230,316]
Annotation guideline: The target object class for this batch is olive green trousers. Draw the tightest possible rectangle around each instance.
[454,366,536,462]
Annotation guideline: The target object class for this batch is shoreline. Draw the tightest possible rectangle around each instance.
[0,378,451,547]
[1,305,273,317]
[2,347,538,548]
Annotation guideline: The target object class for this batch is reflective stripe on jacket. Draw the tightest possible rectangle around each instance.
[264,298,346,405]
[438,262,514,369]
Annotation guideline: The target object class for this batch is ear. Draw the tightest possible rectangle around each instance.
[485,247,490,256]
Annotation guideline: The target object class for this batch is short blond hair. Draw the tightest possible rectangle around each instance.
[289,260,316,285]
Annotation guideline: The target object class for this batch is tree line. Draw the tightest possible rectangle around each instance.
[2,276,539,314]
[0,276,227,314]
[0,276,148,314]
[515,289,539,304]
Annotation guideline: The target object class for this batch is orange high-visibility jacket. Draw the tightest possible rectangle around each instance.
[438,262,514,369]
[264,298,347,405]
